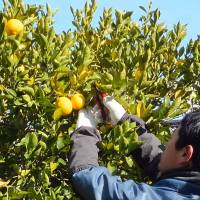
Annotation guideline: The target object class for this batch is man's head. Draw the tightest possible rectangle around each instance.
[159,111,200,174]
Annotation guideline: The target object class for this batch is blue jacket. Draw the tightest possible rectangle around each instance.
[69,114,200,200]
[72,166,200,200]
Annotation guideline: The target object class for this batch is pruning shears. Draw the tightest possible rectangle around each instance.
[92,83,110,122]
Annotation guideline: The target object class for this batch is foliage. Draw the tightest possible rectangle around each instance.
[0,0,199,199]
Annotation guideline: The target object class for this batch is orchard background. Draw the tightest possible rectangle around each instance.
[0,0,200,199]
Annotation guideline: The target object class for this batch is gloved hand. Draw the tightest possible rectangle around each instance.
[76,105,103,129]
[76,95,126,129]
[76,108,95,129]
[102,95,126,126]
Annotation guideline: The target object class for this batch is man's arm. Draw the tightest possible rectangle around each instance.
[69,125,156,200]
[72,166,155,200]
[101,96,164,179]
[69,126,101,175]
[120,113,165,180]
[69,112,164,180]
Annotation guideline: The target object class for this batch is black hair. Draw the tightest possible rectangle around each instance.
[175,111,200,170]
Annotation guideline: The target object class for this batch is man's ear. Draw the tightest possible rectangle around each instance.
[181,145,194,163]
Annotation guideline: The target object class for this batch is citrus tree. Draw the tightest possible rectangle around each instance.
[0,0,199,199]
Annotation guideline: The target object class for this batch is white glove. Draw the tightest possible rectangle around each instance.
[76,96,126,128]
[91,104,104,125]
[76,108,97,129]
[103,96,126,126]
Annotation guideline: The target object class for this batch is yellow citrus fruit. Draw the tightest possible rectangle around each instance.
[17,65,25,73]
[79,69,92,81]
[79,70,88,80]
[135,68,143,80]
[5,19,24,36]
[20,169,30,177]
[56,97,73,115]
[175,89,183,99]
[71,93,85,110]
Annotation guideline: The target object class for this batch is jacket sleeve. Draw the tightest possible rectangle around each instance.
[68,126,101,175]
[119,113,165,180]
[69,113,164,180]
[72,166,153,200]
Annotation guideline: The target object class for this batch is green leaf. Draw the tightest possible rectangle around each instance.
[58,158,66,165]
[5,88,17,97]
[25,132,38,153]
[139,6,147,13]
[22,94,31,103]
[50,162,59,173]
[179,47,185,57]
[107,162,116,174]
[125,156,134,167]
[120,68,126,80]
[128,141,143,153]
[38,141,47,150]
[53,108,63,121]
[43,172,50,186]
[105,72,113,81]
[56,135,65,150]
[17,86,35,96]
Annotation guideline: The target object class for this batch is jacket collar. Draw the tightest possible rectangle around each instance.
[157,168,200,184]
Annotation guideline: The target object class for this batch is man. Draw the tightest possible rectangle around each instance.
[69,95,200,200]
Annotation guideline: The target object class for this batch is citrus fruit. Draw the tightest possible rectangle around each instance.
[79,70,88,80]
[71,93,85,110]
[5,19,24,35]
[56,97,73,115]
[135,68,143,80]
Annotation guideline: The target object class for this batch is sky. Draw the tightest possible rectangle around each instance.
[1,0,200,46]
